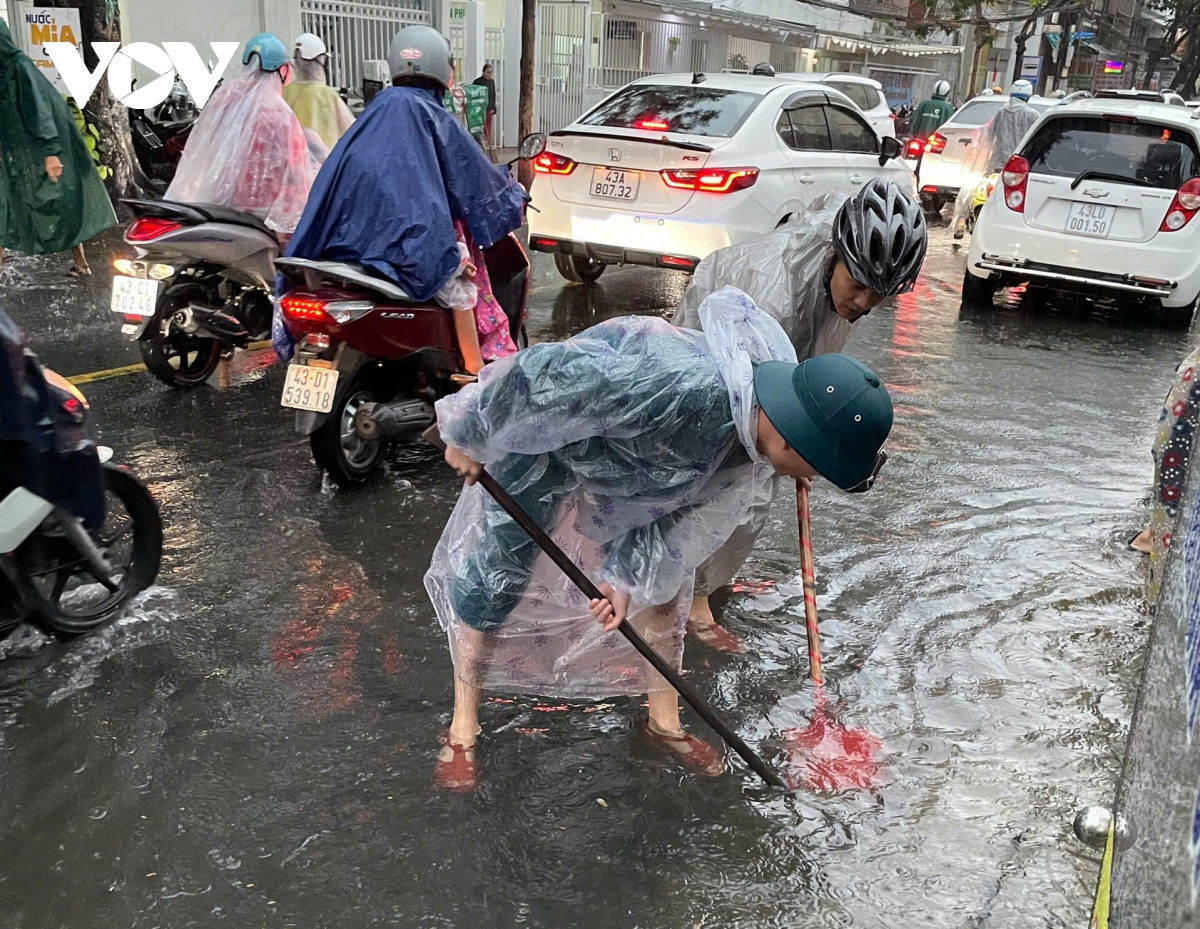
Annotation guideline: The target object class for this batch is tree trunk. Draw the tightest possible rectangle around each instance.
[1173,35,1200,94]
[517,0,536,190]
[48,0,144,207]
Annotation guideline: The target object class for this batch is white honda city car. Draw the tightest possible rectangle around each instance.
[965,91,1200,327]
[527,72,915,283]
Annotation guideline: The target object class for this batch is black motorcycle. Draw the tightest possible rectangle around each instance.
[129,80,198,184]
[0,310,162,638]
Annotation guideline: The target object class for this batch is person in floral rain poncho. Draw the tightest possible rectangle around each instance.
[425,287,895,791]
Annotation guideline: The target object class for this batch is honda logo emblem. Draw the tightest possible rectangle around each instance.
[609,148,621,162]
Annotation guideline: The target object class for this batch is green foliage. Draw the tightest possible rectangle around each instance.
[66,98,111,180]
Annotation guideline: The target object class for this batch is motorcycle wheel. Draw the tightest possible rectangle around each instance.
[18,465,163,638]
[554,253,606,284]
[139,285,223,389]
[310,383,387,488]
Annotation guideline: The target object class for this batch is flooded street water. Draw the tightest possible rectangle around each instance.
[0,226,1183,927]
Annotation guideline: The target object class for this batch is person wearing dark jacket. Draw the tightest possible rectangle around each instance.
[472,64,497,145]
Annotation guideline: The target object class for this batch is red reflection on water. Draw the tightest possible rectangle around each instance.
[271,556,396,715]
[782,692,882,792]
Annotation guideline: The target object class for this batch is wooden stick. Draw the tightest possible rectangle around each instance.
[797,480,824,685]
[426,428,787,789]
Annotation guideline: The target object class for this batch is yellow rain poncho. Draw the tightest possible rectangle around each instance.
[283,57,355,150]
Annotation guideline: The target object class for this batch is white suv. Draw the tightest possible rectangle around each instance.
[965,93,1200,327]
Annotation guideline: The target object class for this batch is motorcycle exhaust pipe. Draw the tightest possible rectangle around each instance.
[353,399,436,442]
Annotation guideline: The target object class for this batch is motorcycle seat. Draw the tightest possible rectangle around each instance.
[275,257,416,303]
[191,203,274,237]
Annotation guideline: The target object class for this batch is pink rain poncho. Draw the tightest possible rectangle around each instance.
[166,64,315,234]
[425,288,795,697]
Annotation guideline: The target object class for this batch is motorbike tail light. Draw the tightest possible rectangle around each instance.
[1160,177,1200,232]
[280,295,333,324]
[123,313,144,324]
[127,216,183,242]
[532,152,577,175]
[906,138,924,158]
[661,167,759,193]
[1000,155,1029,213]
[661,255,697,269]
[925,132,947,154]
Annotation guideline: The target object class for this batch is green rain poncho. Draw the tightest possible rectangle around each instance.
[0,21,116,255]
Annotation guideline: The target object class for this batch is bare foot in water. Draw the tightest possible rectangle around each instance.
[1129,528,1152,555]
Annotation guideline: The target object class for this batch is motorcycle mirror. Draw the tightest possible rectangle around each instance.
[518,133,547,161]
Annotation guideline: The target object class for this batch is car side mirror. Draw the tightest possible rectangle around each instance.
[879,135,902,165]
[519,133,547,160]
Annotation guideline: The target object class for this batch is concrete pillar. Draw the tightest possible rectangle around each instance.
[260,0,302,44]
[465,0,485,83]
[501,0,522,147]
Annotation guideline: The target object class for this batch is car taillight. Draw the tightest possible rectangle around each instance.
[1000,155,1029,213]
[1160,177,1200,232]
[925,132,947,154]
[280,295,332,324]
[661,167,759,193]
[127,217,182,242]
[532,152,577,175]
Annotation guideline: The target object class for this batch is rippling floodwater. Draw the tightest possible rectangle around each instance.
[0,229,1185,927]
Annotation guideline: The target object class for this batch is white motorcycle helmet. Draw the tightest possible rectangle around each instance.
[1009,79,1034,101]
[933,80,951,98]
[294,32,328,61]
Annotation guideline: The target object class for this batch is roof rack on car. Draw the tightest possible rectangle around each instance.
[1092,88,1187,105]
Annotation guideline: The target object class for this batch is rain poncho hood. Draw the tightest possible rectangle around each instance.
[284,85,526,302]
[425,287,796,697]
[673,196,857,360]
[952,99,1040,227]
[0,20,116,254]
[283,59,355,150]
[166,64,314,234]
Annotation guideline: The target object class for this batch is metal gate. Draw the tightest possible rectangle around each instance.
[300,0,430,94]
[535,1,589,133]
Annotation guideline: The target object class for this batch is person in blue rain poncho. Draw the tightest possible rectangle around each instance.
[277,25,525,366]
[425,287,895,791]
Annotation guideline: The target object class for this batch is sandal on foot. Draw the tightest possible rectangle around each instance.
[638,718,726,777]
[68,265,91,278]
[686,618,747,654]
[433,730,478,792]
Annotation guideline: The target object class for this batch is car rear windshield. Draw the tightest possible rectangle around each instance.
[1023,115,1200,190]
[579,85,762,138]
[950,99,1005,126]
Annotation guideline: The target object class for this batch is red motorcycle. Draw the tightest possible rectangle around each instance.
[276,231,531,486]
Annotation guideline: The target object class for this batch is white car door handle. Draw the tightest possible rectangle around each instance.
[850,174,865,184]
[798,173,816,184]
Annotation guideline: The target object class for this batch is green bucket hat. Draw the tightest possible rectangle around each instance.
[754,354,893,491]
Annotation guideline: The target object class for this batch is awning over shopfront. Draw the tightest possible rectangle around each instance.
[622,0,815,42]
[822,36,963,57]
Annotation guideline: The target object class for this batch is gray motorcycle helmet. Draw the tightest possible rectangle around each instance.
[832,178,928,296]
[387,25,454,89]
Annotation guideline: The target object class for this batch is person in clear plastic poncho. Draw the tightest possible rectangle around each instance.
[0,20,116,276]
[166,34,316,236]
[672,179,927,653]
[283,33,355,151]
[952,80,1040,239]
[425,288,895,791]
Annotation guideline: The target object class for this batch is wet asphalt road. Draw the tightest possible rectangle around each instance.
[0,225,1186,928]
